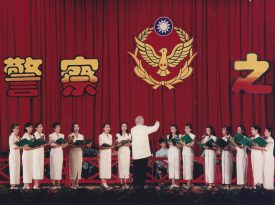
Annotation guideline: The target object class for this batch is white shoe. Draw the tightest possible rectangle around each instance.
[102,184,112,190]
[170,184,179,189]
[23,187,31,190]
[207,185,214,190]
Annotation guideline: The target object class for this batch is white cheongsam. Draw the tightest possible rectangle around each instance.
[167,135,181,179]
[263,136,274,190]
[117,133,131,179]
[236,142,248,185]
[203,135,217,184]
[50,133,64,180]
[182,133,196,180]
[33,132,45,180]
[69,133,84,180]
[221,135,233,185]
[22,133,34,183]
[99,133,112,179]
[9,133,20,185]
[251,134,264,185]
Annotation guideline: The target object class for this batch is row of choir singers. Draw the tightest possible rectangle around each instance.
[9,122,131,190]
[8,122,274,190]
[162,124,274,190]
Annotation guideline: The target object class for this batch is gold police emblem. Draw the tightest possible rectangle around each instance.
[129,17,197,89]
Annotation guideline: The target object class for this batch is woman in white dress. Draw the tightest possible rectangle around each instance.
[263,127,274,190]
[221,126,233,189]
[99,123,113,189]
[50,122,67,189]
[116,122,131,189]
[180,123,195,187]
[9,123,21,189]
[250,125,264,188]
[33,123,46,189]
[167,124,181,189]
[235,125,248,188]
[201,125,217,189]
[22,123,34,189]
[69,123,84,189]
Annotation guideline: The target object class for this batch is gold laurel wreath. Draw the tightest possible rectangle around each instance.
[129,27,197,89]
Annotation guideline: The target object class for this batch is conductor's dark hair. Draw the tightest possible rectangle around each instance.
[52,122,60,129]
[11,123,19,133]
[223,125,232,135]
[238,125,246,136]
[251,124,261,134]
[169,124,180,140]
[71,122,79,133]
[34,122,42,129]
[24,123,33,133]
[119,122,129,136]
[185,123,193,130]
[206,125,216,136]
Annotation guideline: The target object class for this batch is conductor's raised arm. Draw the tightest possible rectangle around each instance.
[146,121,160,134]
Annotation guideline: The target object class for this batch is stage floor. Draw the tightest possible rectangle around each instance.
[0,185,275,205]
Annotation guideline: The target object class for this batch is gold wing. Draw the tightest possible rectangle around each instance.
[135,37,160,67]
[167,38,193,67]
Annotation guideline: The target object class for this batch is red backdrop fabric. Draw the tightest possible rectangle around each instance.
[0,0,274,154]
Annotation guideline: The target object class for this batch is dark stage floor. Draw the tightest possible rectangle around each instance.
[0,185,275,205]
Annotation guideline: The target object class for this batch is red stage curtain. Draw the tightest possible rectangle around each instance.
[0,0,274,154]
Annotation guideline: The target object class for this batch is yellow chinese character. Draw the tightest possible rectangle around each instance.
[4,57,42,82]
[61,56,98,84]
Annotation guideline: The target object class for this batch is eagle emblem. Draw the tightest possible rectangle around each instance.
[129,17,197,89]
[135,37,193,77]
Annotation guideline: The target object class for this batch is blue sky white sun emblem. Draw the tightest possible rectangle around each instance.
[154,17,173,36]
